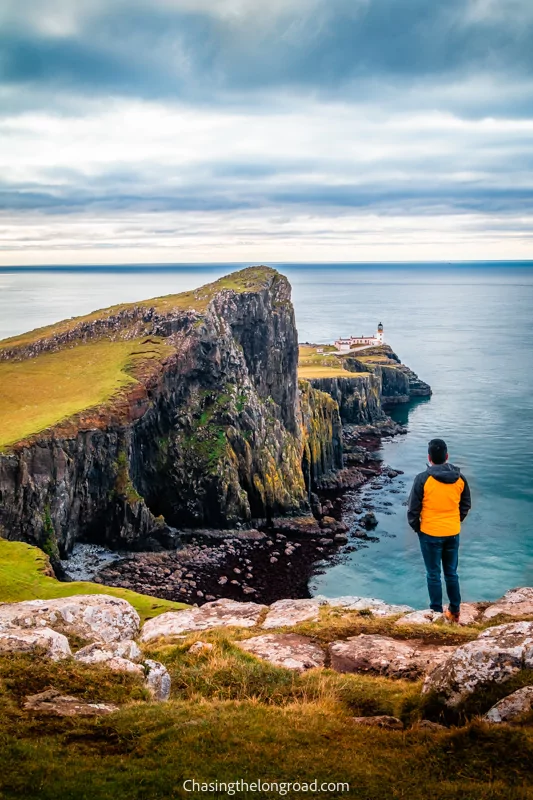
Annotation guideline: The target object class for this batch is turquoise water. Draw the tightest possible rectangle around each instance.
[1,263,532,606]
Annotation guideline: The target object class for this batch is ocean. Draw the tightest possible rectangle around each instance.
[1,262,532,607]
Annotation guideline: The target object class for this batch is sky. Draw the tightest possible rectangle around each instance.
[1,0,532,265]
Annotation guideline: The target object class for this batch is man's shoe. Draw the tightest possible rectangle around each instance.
[444,609,460,624]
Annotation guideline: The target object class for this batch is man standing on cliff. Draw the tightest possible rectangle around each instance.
[407,439,471,623]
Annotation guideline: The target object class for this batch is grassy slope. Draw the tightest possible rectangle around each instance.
[1,617,533,799]
[0,266,277,451]
[0,338,171,451]
[0,539,187,622]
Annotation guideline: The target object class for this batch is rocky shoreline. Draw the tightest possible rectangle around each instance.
[63,419,408,605]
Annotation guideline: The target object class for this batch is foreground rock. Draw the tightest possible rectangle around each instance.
[395,610,442,626]
[484,686,533,724]
[483,588,533,621]
[0,627,71,661]
[24,689,119,717]
[144,659,172,701]
[352,715,403,730]
[395,604,481,627]
[0,595,140,643]
[329,634,455,679]
[262,599,321,629]
[234,633,325,672]
[423,621,533,706]
[74,640,142,664]
[318,596,413,617]
[140,598,267,642]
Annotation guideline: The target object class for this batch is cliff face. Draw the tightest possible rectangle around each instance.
[298,380,343,489]
[0,268,323,556]
[306,345,431,423]
[305,375,384,425]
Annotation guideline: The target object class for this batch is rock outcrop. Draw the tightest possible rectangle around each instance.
[24,689,119,717]
[139,597,268,642]
[484,686,533,723]
[235,633,325,671]
[329,634,454,679]
[0,595,141,643]
[0,627,71,660]
[423,621,533,706]
[482,588,533,620]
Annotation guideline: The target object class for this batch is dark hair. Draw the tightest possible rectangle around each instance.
[428,438,448,464]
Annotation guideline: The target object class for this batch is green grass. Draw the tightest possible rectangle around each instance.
[1,647,533,799]
[0,539,187,623]
[0,338,171,451]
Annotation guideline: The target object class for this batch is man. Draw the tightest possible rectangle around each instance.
[407,438,471,623]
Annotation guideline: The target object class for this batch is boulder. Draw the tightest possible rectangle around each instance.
[329,634,455,679]
[101,657,144,675]
[75,640,142,664]
[0,595,140,643]
[483,588,533,621]
[456,603,482,626]
[317,596,413,617]
[423,621,533,706]
[188,641,214,654]
[415,720,448,732]
[262,599,321,629]
[484,686,533,724]
[352,715,403,730]
[144,659,172,701]
[0,627,71,661]
[24,689,119,717]
[395,610,443,626]
[140,598,267,642]
[234,633,325,672]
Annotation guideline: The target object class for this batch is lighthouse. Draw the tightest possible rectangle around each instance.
[377,322,384,344]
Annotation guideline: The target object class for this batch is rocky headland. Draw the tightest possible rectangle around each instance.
[0,266,430,602]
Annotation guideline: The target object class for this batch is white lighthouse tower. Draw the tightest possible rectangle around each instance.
[377,322,384,344]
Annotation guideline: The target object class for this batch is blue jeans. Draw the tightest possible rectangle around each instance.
[417,532,461,614]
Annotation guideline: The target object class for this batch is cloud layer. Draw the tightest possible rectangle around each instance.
[1,0,532,263]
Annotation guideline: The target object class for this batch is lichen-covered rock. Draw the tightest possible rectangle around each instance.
[262,599,321,629]
[483,588,533,621]
[101,657,144,675]
[0,595,140,643]
[423,621,533,706]
[318,596,413,617]
[395,609,443,626]
[188,641,214,654]
[0,627,71,661]
[144,659,172,701]
[24,689,119,717]
[75,639,142,664]
[234,633,325,671]
[351,715,404,730]
[484,686,533,723]
[329,634,454,679]
[140,598,267,642]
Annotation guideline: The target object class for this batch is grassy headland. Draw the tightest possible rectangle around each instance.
[0,266,278,355]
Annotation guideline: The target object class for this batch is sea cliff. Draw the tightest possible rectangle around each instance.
[0,267,430,567]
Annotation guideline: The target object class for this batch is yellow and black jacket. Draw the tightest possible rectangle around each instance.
[407,463,471,537]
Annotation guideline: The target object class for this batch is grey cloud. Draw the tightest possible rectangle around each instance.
[1,0,533,116]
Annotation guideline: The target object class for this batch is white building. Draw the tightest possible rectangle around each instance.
[335,323,384,351]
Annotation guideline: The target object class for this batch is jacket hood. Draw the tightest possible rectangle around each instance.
[426,462,461,484]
